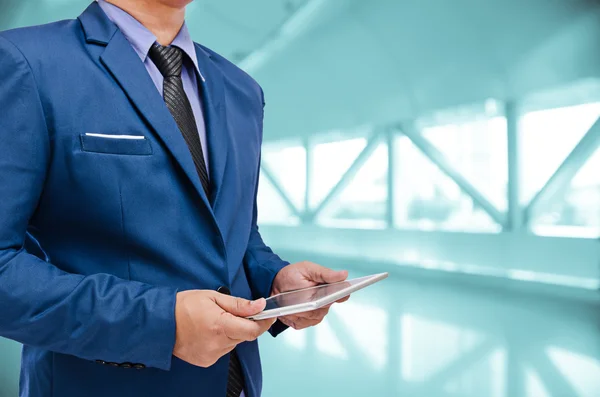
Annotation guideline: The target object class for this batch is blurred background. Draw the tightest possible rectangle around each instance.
[1,0,600,396]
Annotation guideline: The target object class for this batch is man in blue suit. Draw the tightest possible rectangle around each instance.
[0,1,348,396]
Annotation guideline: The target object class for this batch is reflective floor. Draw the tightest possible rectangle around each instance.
[0,269,598,397]
[259,269,600,397]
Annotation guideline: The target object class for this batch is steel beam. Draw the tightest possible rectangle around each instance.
[239,0,333,73]
[398,123,506,227]
[304,137,312,216]
[308,133,383,220]
[260,163,302,219]
[385,128,395,228]
[506,101,522,231]
[524,115,600,224]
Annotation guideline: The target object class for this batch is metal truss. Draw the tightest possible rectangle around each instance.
[259,162,303,219]
[505,102,522,231]
[385,128,396,228]
[259,106,600,232]
[523,115,600,225]
[396,123,507,227]
[304,137,312,215]
[305,132,384,222]
[259,131,385,223]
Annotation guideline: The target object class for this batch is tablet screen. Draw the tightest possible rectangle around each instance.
[264,275,372,311]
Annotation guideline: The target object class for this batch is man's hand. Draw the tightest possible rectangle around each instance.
[272,261,349,330]
[173,290,276,368]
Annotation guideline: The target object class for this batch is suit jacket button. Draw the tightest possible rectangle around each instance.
[133,363,146,370]
[95,360,107,365]
[120,362,133,369]
[217,286,231,295]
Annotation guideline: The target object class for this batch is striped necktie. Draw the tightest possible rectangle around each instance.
[148,43,210,197]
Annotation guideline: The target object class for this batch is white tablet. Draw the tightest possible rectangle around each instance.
[247,272,388,321]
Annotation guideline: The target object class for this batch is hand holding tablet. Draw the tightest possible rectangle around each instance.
[247,273,388,321]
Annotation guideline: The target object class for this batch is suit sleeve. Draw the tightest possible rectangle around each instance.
[243,87,290,336]
[0,36,177,371]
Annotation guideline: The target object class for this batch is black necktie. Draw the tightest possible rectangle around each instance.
[227,350,245,397]
[148,43,210,197]
[149,44,245,396]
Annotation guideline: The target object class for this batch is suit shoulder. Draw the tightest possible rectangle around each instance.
[196,43,264,103]
[0,19,81,58]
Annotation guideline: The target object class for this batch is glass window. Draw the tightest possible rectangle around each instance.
[310,138,367,209]
[393,136,500,233]
[519,102,600,205]
[262,141,306,211]
[420,113,508,212]
[316,142,388,229]
[257,172,300,226]
[531,148,600,238]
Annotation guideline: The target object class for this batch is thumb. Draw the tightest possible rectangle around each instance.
[213,294,266,317]
[307,265,348,284]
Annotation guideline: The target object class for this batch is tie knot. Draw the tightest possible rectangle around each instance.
[149,43,183,78]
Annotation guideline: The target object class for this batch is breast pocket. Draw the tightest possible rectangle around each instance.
[80,133,153,156]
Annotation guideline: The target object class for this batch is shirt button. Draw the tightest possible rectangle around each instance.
[216,286,231,295]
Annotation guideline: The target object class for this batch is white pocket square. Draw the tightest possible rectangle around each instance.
[85,133,146,140]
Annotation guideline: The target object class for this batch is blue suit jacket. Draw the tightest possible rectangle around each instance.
[0,3,288,396]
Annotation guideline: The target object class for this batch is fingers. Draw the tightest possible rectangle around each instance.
[219,313,276,341]
[213,293,266,317]
[212,293,275,341]
[305,263,348,284]
[279,316,296,329]
[251,318,277,338]
[280,315,323,330]
[336,295,350,304]
[280,307,329,330]
[279,294,351,330]
[298,307,329,321]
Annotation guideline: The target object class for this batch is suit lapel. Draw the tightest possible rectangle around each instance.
[99,29,212,210]
[194,44,230,207]
[79,1,231,239]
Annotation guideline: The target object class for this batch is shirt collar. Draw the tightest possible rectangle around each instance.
[96,0,201,74]
[170,23,200,72]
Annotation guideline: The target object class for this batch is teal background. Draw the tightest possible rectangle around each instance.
[1,1,599,396]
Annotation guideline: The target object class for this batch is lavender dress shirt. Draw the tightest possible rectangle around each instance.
[97,0,210,173]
